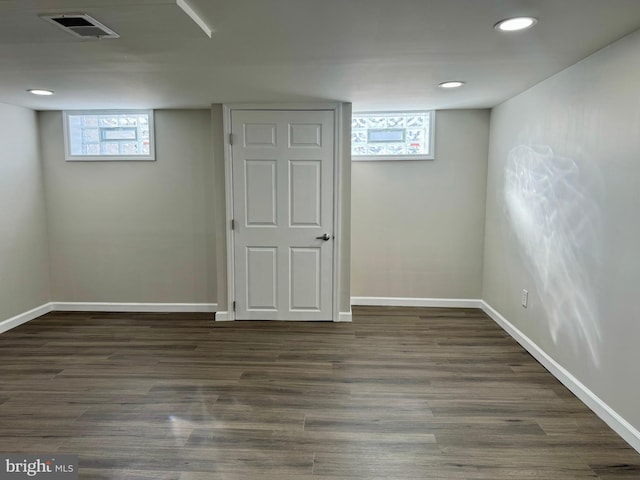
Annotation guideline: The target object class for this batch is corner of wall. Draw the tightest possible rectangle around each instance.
[0,104,52,322]
[36,110,56,305]
[211,104,228,311]
[339,102,352,314]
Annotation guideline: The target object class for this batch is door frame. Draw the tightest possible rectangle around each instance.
[221,103,345,321]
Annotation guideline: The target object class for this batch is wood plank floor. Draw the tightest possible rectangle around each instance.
[0,306,638,479]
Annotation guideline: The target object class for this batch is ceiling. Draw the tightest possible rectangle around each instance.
[2,0,640,112]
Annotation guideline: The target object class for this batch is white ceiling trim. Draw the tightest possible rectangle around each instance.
[176,0,213,38]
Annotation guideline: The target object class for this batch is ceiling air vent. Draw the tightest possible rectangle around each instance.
[41,14,119,39]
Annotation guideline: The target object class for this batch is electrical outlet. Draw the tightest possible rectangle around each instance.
[521,289,529,308]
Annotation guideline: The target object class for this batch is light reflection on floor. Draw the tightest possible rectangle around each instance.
[504,144,602,367]
[169,415,197,446]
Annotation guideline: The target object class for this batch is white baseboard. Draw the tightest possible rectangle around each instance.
[481,300,640,454]
[0,303,54,335]
[51,302,217,313]
[351,296,482,309]
[1,302,217,335]
[215,311,353,322]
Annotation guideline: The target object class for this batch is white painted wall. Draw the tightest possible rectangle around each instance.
[483,30,640,431]
[39,110,216,304]
[0,102,51,321]
[351,110,490,299]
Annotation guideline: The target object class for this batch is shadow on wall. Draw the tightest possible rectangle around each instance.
[504,143,603,367]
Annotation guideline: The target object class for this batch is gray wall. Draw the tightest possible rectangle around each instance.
[339,103,352,313]
[483,30,640,430]
[0,102,51,321]
[351,110,490,299]
[212,105,228,310]
[39,109,216,304]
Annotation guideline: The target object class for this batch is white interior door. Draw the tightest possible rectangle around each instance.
[231,109,334,320]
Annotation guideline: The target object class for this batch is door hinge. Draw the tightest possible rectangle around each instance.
[233,301,236,312]
[229,133,233,145]
[231,219,235,230]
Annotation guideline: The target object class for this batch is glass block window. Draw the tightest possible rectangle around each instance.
[63,110,155,161]
[351,111,435,160]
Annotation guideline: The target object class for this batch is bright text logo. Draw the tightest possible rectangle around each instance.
[0,456,77,480]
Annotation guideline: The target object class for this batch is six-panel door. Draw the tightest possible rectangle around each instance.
[231,110,334,320]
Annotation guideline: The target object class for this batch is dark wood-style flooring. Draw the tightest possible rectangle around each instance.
[0,306,638,479]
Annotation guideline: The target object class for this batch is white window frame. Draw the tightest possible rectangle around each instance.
[63,109,156,161]
[351,110,436,161]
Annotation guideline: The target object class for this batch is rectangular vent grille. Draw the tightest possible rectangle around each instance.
[41,14,120,39]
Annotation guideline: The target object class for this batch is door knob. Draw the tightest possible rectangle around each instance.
[315,233,331,241]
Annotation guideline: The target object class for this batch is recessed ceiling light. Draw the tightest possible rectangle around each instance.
[27,89,54,96]
[438,81,465,89]
[494,17,537,32]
